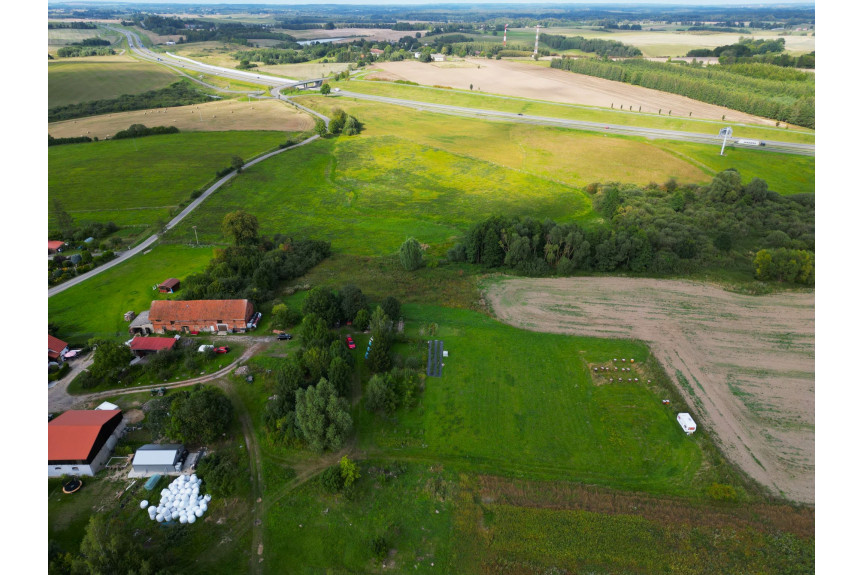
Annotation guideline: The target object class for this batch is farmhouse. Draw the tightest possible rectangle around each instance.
[48,240,65,255]
[48,410,125,476]
[131,444,185,476]
[148,299,254,334]
[370,48,384,56]
[158,278,180,293]
[128,336,178,357]
[48,334,69,364]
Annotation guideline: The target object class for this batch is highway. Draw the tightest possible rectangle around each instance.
[113,26,813,156]
[333,90,814,156]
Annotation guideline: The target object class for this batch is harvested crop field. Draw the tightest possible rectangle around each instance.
[486,277,814,504]
[278,27,423,43]
[48,98,313,139]
[370,58,775,125]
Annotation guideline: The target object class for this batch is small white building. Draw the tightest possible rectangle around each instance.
[677,412,697,435]
[132,444,185,476]
[431,53,445,62]
[95,401,120,411]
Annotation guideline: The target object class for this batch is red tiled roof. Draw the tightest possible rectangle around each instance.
[149,299,254,322]
[48,410,121,461]
[49,334,68,360]
[48,241,65,250]
[159,278,180,289]
[130,336,177,352]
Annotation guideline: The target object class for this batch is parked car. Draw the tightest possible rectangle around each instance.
[277,333,292,341]
[214,346,230,354]
[346,336,356,349]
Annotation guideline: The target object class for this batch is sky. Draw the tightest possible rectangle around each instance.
[49,1,816,5]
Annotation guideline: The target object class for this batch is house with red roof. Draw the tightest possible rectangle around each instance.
[48,240,65,255]
[158,278,180,293]
[148,299,254,334]
[48,410,125,476]
[49,334,69,364]
[129,336,177,358]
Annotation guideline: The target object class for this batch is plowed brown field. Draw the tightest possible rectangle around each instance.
[486,277,814,503]
[371,58,776,126]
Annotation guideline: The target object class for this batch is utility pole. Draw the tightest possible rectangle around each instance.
[192,226,199,245]
[719,127,732,156]
[534,25,539,57]
[503,23,507,47]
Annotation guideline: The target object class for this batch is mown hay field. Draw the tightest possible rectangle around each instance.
[49,60,180,108]
[49,98,314,139]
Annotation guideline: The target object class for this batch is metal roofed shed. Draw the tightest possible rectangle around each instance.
[132,444,185,476]
[677,413,697,435]
[95,401,119,411]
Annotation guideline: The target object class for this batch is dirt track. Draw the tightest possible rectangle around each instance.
[371,58,776,126]
[486,277,814,504]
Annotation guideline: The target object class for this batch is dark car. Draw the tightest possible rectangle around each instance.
[346,336,356,349]
[277,333,292,341]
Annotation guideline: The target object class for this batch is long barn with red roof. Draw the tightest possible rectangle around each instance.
[148,299,254,334]
[48,410,125,476]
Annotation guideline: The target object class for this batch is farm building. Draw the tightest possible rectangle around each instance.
[131,444,185,476]
[48,240,65,255]
[48,334,69,364]
[432,53,445,62]
[148,299,254,334]
[129,310,153,335]
[158,278,180,293]
[370,48,384,55]
[129,335,178,357]
[48,410,125,476]
[95,401,119,411]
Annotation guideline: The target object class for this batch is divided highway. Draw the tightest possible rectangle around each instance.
[113,26,813,156]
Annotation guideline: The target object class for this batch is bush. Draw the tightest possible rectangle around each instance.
[370,536,389,560]
[398,237,424,271]
[320,465,344,493]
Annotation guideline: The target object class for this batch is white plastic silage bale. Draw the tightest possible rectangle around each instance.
[140,500,149,509]
[195,508,203,517]
[187,514,196,524]
[179,515,187,524]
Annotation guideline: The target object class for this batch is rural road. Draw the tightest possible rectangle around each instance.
[48,343,266,413]
[47,135,320,298]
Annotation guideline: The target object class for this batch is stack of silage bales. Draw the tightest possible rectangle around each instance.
[141,474,211,524]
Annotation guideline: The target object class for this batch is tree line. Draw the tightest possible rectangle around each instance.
[550,57,814,128]
[49,21,96,29]
[447,170,814,285]
[539,33,642,57]
[48,80,212,122]
[181,211,331,305]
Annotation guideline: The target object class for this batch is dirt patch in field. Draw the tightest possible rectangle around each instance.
[370,58,776,125]
[485,277,814,504]
[48,98,314,139]
[279,27,422,43]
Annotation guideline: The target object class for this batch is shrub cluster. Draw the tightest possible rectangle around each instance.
[448,170,814,281]
[181,236,331,304]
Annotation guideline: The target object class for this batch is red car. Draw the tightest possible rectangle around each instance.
[346,336,356,350]
[214,346,230,354]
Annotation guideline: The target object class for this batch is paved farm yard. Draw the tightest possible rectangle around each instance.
[486,277,814,503]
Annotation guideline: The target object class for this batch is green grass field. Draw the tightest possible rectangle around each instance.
[48,245,215,341]
[359,305,704,495]
[48,60,181,108]
[301,95,814,195]
[334,79,815,145]
[49,132,287,232]
[165,134,596,255]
